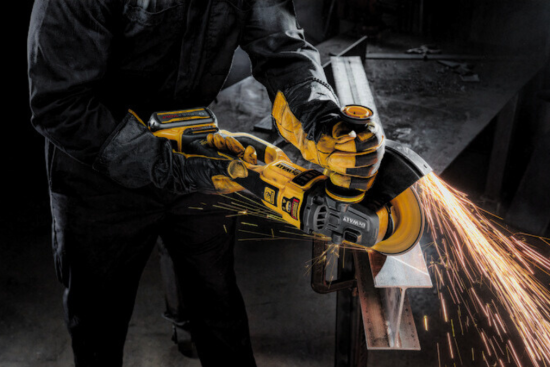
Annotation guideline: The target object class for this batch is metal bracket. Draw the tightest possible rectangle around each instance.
[311,240,357,294]
[311,240,432,351]
[310,55,434,365]
[356,244,432,350]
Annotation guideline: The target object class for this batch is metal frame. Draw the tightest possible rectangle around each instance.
[311,50,433,366]
[359,246,432,350]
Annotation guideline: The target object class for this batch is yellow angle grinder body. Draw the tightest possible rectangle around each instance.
[149,107,432,256]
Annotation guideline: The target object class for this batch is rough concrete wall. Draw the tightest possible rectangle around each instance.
[467,0,550,57]
[294,0,327,44]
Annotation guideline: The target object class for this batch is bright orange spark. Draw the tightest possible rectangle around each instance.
[481,330,492,357]
[441,293,449,322]
[508,340,523,367]
[418,173,550,367]
[448,332,454,359]
[424,315,429,331]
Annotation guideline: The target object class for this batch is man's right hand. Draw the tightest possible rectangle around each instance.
[94,112,249,195]
[172,151,249,195]
[201,132,259,194]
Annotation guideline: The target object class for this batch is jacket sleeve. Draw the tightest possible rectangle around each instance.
[239,0,341,141]
[28,0,125,166]
[26,0,251,194]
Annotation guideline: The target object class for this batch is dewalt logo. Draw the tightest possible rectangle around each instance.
[276,162,302,176]
[264,187,276,205]
[343,216,366,229]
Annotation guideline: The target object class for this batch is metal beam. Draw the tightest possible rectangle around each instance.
[329,55,433,354]
[360,245,432,350]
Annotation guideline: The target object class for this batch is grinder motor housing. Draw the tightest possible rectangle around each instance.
[149,107,432,255]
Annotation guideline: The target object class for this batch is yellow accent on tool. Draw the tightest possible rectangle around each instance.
[342,105,373,120]
[147,107,429,255]
[372,188,424,255]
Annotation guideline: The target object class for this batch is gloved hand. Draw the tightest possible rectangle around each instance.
[206,133,258,165]
[272,89,384,191]
[205,132,258,194]
[93,111,248,195]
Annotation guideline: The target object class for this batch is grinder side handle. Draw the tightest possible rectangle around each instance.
[218,130,291,165]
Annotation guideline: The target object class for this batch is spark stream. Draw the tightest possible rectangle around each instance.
[418,172,550,367]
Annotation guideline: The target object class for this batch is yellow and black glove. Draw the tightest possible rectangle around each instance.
[272,87,384,191]
[206,133,258,165]
[203,132,258,194]
[94,112,248,195]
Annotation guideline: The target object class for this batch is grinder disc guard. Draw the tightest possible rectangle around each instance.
[362,140,432,211]
[354,139,432,255]
[371,187,425,255]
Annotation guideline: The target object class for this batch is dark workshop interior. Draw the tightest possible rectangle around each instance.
[3,0,550,366]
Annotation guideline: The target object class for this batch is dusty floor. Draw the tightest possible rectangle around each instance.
[2,136,548,367]
[0,208,336,367]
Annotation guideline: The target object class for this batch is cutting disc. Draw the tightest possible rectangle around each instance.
[371,187,424,255]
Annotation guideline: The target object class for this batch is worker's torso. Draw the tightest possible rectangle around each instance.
[100,0,250,120]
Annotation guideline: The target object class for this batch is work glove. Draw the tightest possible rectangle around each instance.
[93,111,248,195]
[207,133,258,165]
[204,132,258,194]
[272,84,384,191]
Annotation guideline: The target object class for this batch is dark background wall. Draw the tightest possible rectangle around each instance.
[4,1,49,233]
[7,0,549,233]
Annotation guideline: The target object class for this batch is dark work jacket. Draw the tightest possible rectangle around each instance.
[28,0,338,172]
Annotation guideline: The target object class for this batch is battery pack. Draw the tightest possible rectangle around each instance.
[149,107,219,151]
[148,108,218,133]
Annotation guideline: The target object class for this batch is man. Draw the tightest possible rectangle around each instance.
[27,0,384,366]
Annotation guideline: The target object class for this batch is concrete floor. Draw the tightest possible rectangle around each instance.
[3,187,547,367]
[0,195,455,367]
[0,205,337,367]
[2,142,548,365]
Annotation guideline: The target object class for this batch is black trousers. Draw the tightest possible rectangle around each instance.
[47,143,256,367]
